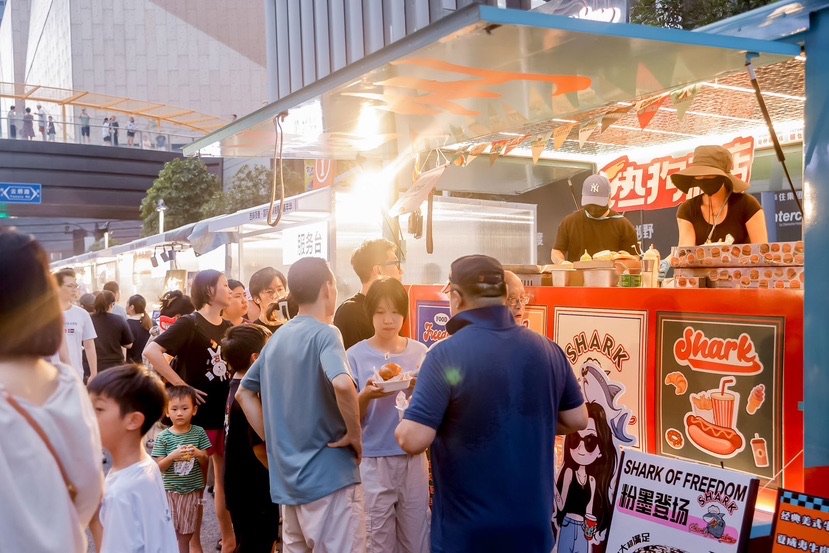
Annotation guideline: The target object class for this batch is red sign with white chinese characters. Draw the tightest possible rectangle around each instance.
[601,137,755,213]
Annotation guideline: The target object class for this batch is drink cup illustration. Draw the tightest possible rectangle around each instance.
[751,433,769,467]
[711,377,737,428]
[584,515,598,539]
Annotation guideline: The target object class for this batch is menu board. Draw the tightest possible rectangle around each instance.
[770,489,829,552]
[656,313,783,481]
[605,449,758,553]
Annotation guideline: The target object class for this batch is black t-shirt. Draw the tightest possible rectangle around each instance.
[224,378,274,512]
[251,320,283,335]
[153,313,232,429]
[126,319,151,364]
[91,313,134,371]
[676,192,762,245]
[333,293,374,350]
[553,208,639,261]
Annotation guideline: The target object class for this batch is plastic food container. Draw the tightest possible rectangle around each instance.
[376,379,411,393]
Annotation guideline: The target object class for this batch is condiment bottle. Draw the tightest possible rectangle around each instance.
[643,245,661,288]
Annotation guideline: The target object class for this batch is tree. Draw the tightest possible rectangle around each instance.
[140,157,221,236]
[630,0,775,29]
[200,164,307,218]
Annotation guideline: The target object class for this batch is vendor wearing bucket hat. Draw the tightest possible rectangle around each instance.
[671,145,768,246]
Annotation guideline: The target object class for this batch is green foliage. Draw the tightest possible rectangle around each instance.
[200,164,307,219]
[630,0,775,29]
[140,157,221,236]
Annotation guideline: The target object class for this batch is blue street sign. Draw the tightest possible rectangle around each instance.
[0,183,42,204]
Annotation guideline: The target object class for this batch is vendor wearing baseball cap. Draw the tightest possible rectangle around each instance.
[551,174,638,263]
[671,145,768,246]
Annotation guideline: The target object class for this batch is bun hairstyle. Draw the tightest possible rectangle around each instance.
[159,290,195,318]
[128,294,153,331]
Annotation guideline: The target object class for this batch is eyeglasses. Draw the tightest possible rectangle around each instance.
[570,433,599,453]
[379,260,401,270]
[507,295,531,308]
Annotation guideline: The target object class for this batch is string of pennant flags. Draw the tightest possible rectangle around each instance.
[442,82,702,168]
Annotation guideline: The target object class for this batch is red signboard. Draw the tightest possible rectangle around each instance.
[601,137,755,213]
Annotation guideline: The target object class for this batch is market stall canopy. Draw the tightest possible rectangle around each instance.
[185,3,799,166]
[696,0,829,41]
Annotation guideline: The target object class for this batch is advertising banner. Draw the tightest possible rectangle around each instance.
[606,449,758,553]
[415,301,451,348]
[656,313,784,481]
[554,308,647,447]
[770,489,829,552]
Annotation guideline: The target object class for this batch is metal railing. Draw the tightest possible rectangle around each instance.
[0,116,202,152]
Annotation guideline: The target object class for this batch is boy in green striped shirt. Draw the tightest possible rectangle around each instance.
[152,386,212,552]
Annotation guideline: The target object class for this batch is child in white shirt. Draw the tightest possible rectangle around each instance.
[88,364,178,552]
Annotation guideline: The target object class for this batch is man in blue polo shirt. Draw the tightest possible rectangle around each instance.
[396,255,588,553]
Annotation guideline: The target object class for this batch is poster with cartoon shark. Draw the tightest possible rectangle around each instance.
[553,308,645,553]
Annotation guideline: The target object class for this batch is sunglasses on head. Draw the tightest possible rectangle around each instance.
[570,433,599,453]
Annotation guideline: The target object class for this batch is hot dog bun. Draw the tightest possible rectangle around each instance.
[685,415,743,456]
[379,363,403,381]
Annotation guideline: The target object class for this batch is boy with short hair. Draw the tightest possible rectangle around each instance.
[152,385,212,553]
[87,364,177,552]
[222,324,280,552]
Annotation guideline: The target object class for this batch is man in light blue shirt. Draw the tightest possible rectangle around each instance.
[237,257,365,552]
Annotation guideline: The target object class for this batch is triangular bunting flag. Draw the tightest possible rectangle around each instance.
[578,117,601,148]
[504,135,530,156]
[448,124,468,143]
[670,85,699,121]
[553,123,577,150]
[502,103,528,128]
[531,132,552,165]
[601,106,631,133]
[636,95,668,130]
[529,88,554,119]
[552,93,578,116]
[465,143,487,165]
[636,62,666,98]
[489,143,507,166]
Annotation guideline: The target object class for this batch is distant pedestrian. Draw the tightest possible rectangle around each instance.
[127,116,136,146]
[110,115,119,146]
[47,116,56,141]
[79,108,91,143]
[125,294,153,364]
[6,105,16,139]
[90,290,134,372]
[103,281,128,319]
[22,108,35,140]
[37,104,47,140]
[102,117,111,145]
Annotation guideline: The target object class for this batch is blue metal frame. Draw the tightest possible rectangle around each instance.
[802,6,829,492]
[698,0,829,41]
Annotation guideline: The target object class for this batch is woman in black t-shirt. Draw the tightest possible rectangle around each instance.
[143,269,236,552]
[90,290,133,371]
[671,145,768,246]
[125,294,152,364]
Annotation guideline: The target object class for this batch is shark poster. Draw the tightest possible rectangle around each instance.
[554,308,647,447]
[553,308,646,553]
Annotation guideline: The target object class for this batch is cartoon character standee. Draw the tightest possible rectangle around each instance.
[555,402,617,553]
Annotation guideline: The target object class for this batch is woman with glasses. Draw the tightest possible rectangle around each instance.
[248,267,288,334]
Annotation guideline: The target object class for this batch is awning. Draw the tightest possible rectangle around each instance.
[184,3,800,164]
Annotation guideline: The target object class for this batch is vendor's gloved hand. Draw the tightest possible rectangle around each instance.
[658,259,671,281]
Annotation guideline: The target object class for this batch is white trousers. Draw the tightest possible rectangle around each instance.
[361,454,431,553]
[281,483,367,553]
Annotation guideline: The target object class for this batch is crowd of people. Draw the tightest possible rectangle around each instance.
[4,105,143,147]
[0,229,589,553]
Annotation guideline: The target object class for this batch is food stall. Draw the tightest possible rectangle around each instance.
[180,0,828,543]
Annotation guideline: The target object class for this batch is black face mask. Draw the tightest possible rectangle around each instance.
[585,205,609,219]
[697,176,729,196]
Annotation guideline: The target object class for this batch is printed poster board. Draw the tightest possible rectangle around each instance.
[552,308,645,552]
[606,449,759,553]
[656,313,783,481]
[770,489,829,552]
[415,301,451,347]
[554,308,647,447]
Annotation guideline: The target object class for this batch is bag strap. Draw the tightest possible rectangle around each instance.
[4,392,78,503]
